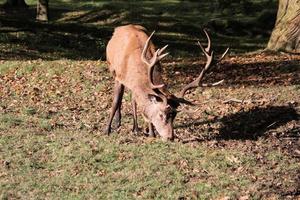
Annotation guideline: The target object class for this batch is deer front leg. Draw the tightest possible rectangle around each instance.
[141,113,155,137]
[114,107,121,128]
[148,123,155,137]
[131,98,139,134]
[105,80,124,135]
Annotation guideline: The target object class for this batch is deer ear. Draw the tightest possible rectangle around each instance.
[148,94,162,103]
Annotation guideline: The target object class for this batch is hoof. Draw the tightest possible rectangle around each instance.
[148,131,156,138]
[132,125,140,135]
[104,127,111,135]
[113,120,121,129]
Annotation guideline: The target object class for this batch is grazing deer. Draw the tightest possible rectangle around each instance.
[105,24,229,141]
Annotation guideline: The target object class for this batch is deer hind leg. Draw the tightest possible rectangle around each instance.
[114,94,124,128]
[105,80,124,135]
[131,98,139,134]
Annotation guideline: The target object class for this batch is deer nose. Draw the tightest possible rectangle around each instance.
[161,132,174,142]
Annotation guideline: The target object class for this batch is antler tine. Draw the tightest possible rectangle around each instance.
[204,51,214,70]
[142,32,169,65]
[179,51,214,98]
[158,45,169,60]
[148,49,159,68]
[202,79,224,87]
[148,50,165,90]
[158,44,168,54]
[216,47,229,63]
[203,29,211,53]
[159,52,169,60]
[148,50,167,105]
[197,41,210,58]
[141,31,155,65]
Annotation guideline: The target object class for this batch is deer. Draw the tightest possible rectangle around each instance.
[105,24,229,141]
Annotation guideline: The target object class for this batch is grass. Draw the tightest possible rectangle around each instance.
[0,0,299,199]
[1,127,297,199]
[0,114,24,128]
[0,58,299,199]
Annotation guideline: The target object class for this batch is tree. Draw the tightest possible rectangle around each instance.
[267,0,300,53]
[36,0,49,21]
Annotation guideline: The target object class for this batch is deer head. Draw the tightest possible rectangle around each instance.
[140,30,229,140]
[105,25,229,141]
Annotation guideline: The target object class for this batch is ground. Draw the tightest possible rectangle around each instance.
[0,0,299,199]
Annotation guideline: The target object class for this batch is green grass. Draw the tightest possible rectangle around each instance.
[0,58,299,199]
[0,114,24,128]
[1,127,295,199]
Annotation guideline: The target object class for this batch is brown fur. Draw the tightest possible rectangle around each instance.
[106,24,175,140]
[107,24,167,106]
[106,25,228,140]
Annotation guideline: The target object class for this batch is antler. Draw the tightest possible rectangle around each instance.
[179,30,229,98]
[141,31,169,89]
[141,31,169,104]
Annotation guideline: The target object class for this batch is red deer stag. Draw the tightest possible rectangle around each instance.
[105,24,229,141]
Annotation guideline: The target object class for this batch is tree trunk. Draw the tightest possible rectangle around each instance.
[36,0,48,22]
[3,0,27,8]
[267,0,300,53]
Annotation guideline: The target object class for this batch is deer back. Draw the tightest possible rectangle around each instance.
[106,25,165,93]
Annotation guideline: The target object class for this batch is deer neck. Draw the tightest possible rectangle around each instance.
[131,86,153,109]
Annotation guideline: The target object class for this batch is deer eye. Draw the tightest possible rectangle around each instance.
[167,110,177,120]
[159,113,164,119]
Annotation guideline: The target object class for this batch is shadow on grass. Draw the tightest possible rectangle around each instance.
[178,105,299,141]
[217,105,299,140]
[0,0,277,60]
[0,6,112,60]
[170,59,300,86]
